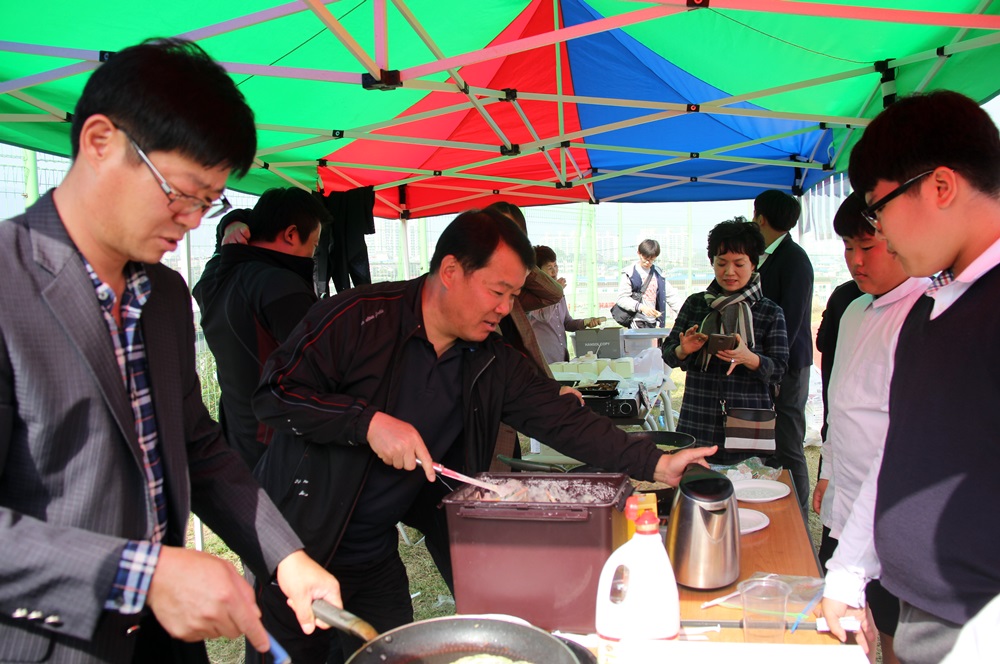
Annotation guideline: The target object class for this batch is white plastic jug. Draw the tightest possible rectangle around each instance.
[595,507,679,662]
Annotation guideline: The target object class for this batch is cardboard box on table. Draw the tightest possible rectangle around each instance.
[572,328,624,358]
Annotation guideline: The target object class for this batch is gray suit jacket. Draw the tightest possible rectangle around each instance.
[0,193,303,663]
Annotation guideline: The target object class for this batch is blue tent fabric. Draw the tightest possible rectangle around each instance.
[563,0,834,203]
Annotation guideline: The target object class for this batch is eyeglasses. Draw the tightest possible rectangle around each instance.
[125,134,231,219]
[861,170,934,229]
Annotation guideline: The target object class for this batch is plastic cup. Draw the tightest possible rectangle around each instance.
[739,578,791,643]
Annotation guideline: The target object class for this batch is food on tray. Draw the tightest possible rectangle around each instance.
[468,477,618,503]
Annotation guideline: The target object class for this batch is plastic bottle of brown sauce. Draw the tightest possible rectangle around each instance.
[595,499,680,663]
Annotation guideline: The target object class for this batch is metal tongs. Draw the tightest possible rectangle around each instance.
[415,458,507,496]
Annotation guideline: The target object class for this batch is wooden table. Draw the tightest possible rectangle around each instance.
[678,470,841,645]
[576,473,864,657]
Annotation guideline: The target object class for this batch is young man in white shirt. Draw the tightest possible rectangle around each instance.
[813,194,930,664]
[819,90,1000,664]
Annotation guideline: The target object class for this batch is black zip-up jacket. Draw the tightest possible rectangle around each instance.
[252,275,665,565]
[193,245,317,469]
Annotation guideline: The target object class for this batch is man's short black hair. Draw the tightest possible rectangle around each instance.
[832,193,872,239]
[485,200,527,234]
[71,38,257,178]
[849,90,1000,198]
[638,239,660,259]
[248,188,330,243]
[707,217,766,267]
[534,245,557,268]
[754,189,802,233]
[430,208,535,275]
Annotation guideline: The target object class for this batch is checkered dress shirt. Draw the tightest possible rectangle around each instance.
[84,261,164,615]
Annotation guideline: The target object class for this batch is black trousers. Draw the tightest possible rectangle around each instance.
[254,550,414,664]
[765,364,810,510]
[130,611,210,664]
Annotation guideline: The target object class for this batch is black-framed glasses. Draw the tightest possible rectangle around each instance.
[861,170,934,229]
[125,133,231,219]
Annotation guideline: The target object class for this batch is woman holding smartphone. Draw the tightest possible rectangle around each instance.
[661,218,790,463]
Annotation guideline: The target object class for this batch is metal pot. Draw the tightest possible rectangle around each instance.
[312,600,579,664]
[665,463,740,589]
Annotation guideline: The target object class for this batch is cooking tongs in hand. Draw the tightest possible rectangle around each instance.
[415,458,506,495]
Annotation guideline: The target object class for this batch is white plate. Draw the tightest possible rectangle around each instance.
[739,508,770,535]
[733,479,791,503]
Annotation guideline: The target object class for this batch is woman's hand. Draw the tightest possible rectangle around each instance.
[716,333,760,375]
[676,325,707,360]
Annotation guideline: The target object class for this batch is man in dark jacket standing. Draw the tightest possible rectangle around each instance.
[193,187,328,470]
[755,189,814,510]
[251,208,717,662]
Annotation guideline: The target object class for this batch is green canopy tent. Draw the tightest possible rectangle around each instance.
[2,0,1000,219]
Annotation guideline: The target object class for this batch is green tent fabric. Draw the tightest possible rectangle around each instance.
[2,1,999,218]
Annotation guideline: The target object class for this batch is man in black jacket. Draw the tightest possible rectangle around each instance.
[193,187,329,470]
[251,208,717,662]
[754,189,814,510]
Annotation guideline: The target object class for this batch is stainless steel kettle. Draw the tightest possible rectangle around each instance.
[664,463,740,589]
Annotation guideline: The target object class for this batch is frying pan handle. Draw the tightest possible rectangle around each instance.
[311,599,380,643]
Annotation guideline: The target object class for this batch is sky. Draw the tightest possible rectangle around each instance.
[985,95,1000,124]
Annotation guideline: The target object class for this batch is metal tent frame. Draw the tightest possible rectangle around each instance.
[2,0,1000,218]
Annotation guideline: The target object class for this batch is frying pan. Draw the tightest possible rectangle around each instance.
[497,431,697,473]
[312,600,579,664]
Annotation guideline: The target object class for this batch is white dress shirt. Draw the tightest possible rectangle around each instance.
[821,277,929,606]
[820,277,929,537]
[825,235,1000,607]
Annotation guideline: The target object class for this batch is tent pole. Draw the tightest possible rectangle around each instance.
[374,0,388,70]
[399,216,410,280]
[417,216,428,276]
[22,148,38,207]
[586,206,597,321]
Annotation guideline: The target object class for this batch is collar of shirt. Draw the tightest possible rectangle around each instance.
[758,232,786,267]
[83,260,151,326]
[927,233,1000,319]
[868,277,932,312]
[634,262,657,280]
[763,232,786,256]
[409,285,477,355]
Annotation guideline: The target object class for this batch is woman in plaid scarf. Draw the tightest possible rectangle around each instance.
[661,218,790,464]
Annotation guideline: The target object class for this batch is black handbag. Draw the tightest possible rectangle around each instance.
[609,303,635,327]
[610,269,655,328]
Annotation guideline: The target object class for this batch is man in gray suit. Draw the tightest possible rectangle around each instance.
[0,39,341,663]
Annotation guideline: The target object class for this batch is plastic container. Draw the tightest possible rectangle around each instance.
[624,492,658,540]
[441,473,630,633]
[595,508,679,662]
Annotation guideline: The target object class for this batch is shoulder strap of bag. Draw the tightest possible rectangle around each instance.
[632,268,655,300]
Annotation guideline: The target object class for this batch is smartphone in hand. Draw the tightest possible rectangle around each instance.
[705,333,737,355]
